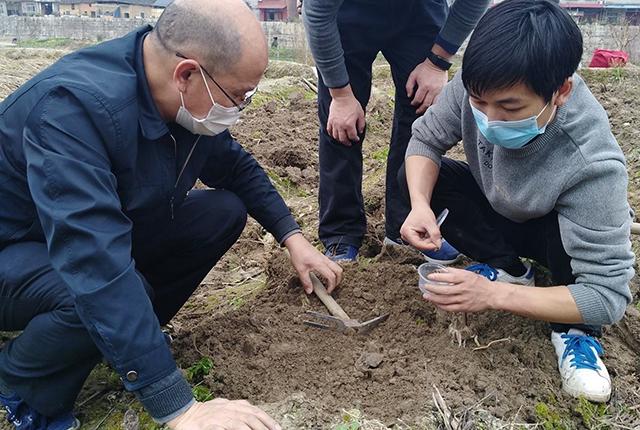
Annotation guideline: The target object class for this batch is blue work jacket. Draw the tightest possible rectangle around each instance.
[0,26,298,391]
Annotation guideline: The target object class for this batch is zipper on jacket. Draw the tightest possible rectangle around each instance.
[169,133,202,220]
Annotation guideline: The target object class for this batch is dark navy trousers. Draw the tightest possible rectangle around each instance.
[0,189,247,416]
[317,0,448,248]
[398,158,601,335]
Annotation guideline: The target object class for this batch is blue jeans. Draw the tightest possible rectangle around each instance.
[317,0,448,248]
[0,189,247,416]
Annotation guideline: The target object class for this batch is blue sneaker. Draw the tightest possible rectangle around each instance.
[0,393,80,430]
[324,243,358,262]
[383,237,461,265]
[466,261,535,286]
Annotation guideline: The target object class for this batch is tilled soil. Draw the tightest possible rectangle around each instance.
[173,250,640,427]
[172,68,640,428]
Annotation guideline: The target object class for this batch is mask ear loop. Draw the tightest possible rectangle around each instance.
[198,66,217,107]
[537,99,558,129]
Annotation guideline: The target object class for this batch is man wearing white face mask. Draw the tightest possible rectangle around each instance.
[0,0,342,429]
[399,0,634,404]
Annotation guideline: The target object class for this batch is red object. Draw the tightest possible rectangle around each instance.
[589,49,629,68]
[258,0,289,21]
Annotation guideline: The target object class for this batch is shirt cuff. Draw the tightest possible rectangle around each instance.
[269,214,301,244]
[279,228,302,246]
[434,34,460,56]
[135,369,195,422]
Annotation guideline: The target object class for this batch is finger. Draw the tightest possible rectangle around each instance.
[423,283,461,296]
[428,268,468,284]
[337,128,350,146]
[356,113,366,134]
[345,121,359,143]
[405,72,416,98]
[326,121,334,140]
[244,414,271,430]
[438,303,469,313]
[317,266,338,293]
[234,406,281,430]
[424,291,462,306]
[416,92,435,115]
[227,422,252,430]
[299,270,313,294]
[411,84,428,107]
[424,222,442,250]
[329,260,344,285]
[401,229,438,250]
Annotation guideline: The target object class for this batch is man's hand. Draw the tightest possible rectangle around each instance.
[296,0,302,14]
[399,205,442,251]
[167,398,281,430]
[405,59,448,115]
[284,233,343,294]
[327,85,365,146]
[422,268,498,313]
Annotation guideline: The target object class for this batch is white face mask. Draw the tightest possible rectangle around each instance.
[175,67,241,136]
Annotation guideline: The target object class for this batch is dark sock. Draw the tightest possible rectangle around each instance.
[500,261,527,277]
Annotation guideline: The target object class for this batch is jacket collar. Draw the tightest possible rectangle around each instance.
[135,26,170,141]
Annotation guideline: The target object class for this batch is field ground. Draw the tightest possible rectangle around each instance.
[0,45,639,429]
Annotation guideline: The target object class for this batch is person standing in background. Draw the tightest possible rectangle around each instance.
[302,0,490,262]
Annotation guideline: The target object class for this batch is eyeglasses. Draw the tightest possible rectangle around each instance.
[176,52,257,111]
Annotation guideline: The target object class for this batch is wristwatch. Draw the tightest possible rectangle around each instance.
[426,51,452,71]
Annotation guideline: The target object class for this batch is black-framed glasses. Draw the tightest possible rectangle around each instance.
[176,52,257,111]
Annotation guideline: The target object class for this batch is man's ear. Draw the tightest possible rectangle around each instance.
[554,77,573,107]
[173,59,199,94]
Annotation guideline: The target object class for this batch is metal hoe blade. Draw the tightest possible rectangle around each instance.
[303,310,389,335]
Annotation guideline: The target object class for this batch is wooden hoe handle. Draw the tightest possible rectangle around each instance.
[310,273,351,321]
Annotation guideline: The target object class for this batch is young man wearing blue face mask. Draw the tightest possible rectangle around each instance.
[399,0,634,403]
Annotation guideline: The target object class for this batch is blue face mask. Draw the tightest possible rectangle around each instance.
[471,102,555,149]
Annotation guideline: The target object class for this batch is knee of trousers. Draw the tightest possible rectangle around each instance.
[195,190,248,247]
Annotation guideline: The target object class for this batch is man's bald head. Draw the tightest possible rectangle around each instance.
[151,0,267,77]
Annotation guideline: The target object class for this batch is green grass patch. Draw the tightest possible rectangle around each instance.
[371,146,389,163]
[192,384,214,402]
[186,357,214,383]
[535,402,573,430]
[574,396,609,429]
[16,38,74,49]
[267,169,309,198]
[249,85,316,110]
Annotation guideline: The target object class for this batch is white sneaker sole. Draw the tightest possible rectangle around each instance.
[562,382,611,403]
[422,253,461,266]
[383,237,461,266]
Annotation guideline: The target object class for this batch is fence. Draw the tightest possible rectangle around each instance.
[0,16,637,65]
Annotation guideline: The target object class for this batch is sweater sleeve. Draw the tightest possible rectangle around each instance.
[435,0,490,54]
[556,159,635,326]
[405,71,465,164]
[302,0,349,89]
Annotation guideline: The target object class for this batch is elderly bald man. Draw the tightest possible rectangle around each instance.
[0,0,342,428]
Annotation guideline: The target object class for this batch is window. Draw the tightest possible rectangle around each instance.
[124,12,129,17]
[139,11,144,18]
[22,2,37,14]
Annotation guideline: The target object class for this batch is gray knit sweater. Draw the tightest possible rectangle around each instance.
[406,72,635,326]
